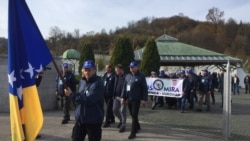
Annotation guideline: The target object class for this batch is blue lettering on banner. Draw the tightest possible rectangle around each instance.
[163,87,180,92]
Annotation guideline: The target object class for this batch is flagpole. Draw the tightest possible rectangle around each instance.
[51,59,66,87]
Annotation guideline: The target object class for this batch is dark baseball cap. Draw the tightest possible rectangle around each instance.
[129,61,138,67]
[62,63,69,68]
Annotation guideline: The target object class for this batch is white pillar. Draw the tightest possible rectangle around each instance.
[223,61,231,140]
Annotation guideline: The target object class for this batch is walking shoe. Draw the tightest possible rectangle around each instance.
[61,119,69,124]
[119,126,126,133]
[151,104,156,110]
[128,134,136,139]
[102,123,110,128]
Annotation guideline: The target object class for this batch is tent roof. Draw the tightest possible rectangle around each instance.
[62,49,80,59]
[134,34,242,66]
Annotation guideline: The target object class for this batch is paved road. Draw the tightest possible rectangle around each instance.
[1,89,250,141]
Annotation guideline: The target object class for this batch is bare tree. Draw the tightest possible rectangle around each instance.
[73,29,80,39]
[206,7,224,50]
[49,26,63,39]
[48,26,65,55]
[206,7,224,24]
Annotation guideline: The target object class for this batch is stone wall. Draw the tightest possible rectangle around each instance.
[0,55,62,112]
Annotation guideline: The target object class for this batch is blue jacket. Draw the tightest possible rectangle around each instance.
[183,76,195,94]
[198,75,212,93]
[113,73,126,98]
[71,75,104,124]
[56,71,76,96]
[102,72,115,98]
[121,71,148,101]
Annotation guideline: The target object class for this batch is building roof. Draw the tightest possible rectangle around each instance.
[134,34,242,66]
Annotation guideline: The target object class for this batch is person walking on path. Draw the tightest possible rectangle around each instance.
[232,74,240,95]
[112,64,127,133]
[244,75,250,94]
[150,71,161,110]
[211,72,218,104]
[56,63,76,124]
[64,60,104,141]
[218,70,224,108]
[121,61,148,139]
[197,69,212,112]
[102,64,116,128]
[180,69,195,113]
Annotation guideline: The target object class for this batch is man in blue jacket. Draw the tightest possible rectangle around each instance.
[197,69,212,112]
[64,60,104,141]
[180,69,196,113]
[102,64,116,128]
[112,64,127,132]
[56,63,76,124]
[121,61,148,139]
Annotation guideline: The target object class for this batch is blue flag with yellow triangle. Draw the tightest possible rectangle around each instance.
[8,0,53,140]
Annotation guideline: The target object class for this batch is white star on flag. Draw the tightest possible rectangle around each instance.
[25,62,34,79]
[8,70,16,88]
[35,64,43,73]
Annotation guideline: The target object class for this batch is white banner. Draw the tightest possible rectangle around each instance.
[146,78,183,98]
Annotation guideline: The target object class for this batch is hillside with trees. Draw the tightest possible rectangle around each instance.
[1,7,250,71]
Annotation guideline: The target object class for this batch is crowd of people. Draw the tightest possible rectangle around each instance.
[54,61,247,141]
[59,60,147,140]
[150,68,217,112]
[150,68,248,112]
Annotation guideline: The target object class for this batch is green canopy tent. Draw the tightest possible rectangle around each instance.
[62,49,80,59]
[62,49,80,74]
[134,34,242,70]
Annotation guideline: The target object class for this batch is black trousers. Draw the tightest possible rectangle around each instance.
[104,97,115,123]
[127,100,141,135]
[60,95,71,120]
[72,123,102,141]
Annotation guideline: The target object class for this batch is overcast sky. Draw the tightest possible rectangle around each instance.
[1,0,250,38]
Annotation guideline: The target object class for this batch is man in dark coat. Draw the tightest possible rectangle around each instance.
[197,69,212,112]
[121,61,148,139]
[64,60,104,141]
[102,65,116,127]
[56,63,76,124]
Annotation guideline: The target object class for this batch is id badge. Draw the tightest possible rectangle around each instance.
[86,90,90,96]
[127,85,131,91]
[59,80,63,85]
